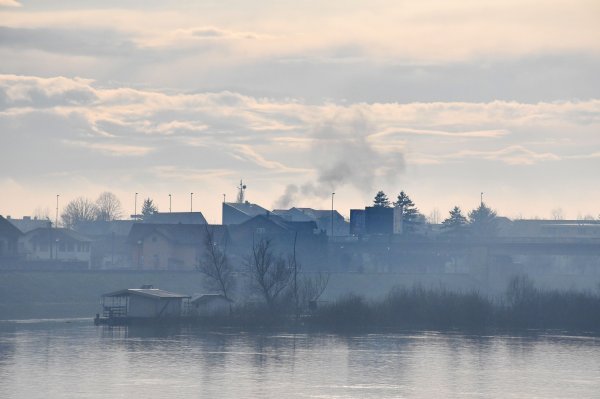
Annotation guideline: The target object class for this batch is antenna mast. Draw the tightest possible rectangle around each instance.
[236,180,247,203]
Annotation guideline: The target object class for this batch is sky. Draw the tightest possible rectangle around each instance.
[0,0,599,223]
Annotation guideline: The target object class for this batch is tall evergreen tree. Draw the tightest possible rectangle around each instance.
[468,202,498,237]
[393,191,423,232]
[141,198,158,218]
[373,191,391,208]
[441,206,468,234]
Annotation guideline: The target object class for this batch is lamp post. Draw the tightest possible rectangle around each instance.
[134,192,138,220]
[55,194,59,228]
[331,192,335,238]
[169,194,172,213]
[480,192,484,207]
[190,192,194,212]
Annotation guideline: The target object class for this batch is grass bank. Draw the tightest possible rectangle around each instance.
[309,276,600,332]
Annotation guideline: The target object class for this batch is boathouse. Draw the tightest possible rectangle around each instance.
[101,286,190,320]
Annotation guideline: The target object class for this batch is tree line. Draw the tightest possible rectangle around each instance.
[59,194,161,228]
[372,189,499,236]
[60,192,123,228]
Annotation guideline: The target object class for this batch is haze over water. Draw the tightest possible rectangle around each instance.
[1,319,599,399]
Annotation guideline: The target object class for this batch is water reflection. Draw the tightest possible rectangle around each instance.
[0,321,599,399]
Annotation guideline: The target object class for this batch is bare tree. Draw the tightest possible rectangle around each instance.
[287,232,330,316]
[61,197,98,229]
[197,225,233,300]
[246,237,292,309]
[300,272,330,310]
[33,206,51,221]
[551,208,564,220]
[95,192,123,221]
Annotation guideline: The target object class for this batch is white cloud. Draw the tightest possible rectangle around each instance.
[444,145,561,165]
[63,140,154,157]
[0,73,599,220]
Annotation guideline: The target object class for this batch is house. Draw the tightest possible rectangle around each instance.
[99,286,190,322]
[75,220,135,269]
[222,201,269,225]
[228,214,317,244]
[143,211,207,225]
[7,215,52,233]
[19,227,92,268]
[0,215,22,266]
[227,214,326,266]
[273,207,349,236]
[191,294,232,317]
[127,223,228,270]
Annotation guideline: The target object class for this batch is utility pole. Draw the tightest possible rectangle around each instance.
[223,194,226,203]
[190,192,194,212]
[134,192,138,220]
[331,192,335,238]
[55,194,59,228]
[481,192,484,207]
[169,194,172,213]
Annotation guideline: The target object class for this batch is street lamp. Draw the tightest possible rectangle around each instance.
[331,192,335,238]
[55,194,59,228]
[169,194,172,213]
[190,192,194,212]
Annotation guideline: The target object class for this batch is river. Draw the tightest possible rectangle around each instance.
[0,319,598,398]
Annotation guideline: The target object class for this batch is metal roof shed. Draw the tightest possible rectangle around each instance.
[102,288,190,319]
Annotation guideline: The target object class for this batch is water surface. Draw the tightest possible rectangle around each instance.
[0,319,598,398]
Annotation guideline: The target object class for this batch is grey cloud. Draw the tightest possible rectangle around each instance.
[0,26,138,57]
[0,80,97,109]
[191,28,227,38]
[189,53,600,104]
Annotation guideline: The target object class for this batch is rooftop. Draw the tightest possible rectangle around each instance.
[143,212,207,225]
[128,223,227,245]
[103,288,190,299]
[224,202,268,217]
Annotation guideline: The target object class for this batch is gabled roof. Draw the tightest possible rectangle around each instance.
[0,215,23,237]
[273,207,344,221]
[128,223,228,245]
[143,212,207,225]
[236,214,317,232]
[74,220,134,237]
[103,288,190,299]
[24,227,91,242]
[295,208,343,219]
[223,202,268,217]
[272,208,314,222]
[7,217,51,233]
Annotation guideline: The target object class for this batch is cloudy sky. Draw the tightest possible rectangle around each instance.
[1,0,599,223]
